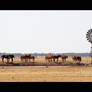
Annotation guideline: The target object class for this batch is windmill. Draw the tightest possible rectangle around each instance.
[86,28,92,64]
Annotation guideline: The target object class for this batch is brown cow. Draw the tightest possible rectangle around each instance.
[72,56,81,63]
[29,56,35,63]
[45,54,61,63]
[61,54,68,62]
[20,54,31,62]
[52,55,61,63]
[45,54,53,62]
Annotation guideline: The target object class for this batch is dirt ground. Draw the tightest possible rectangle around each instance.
[0,66,92,82]
[0,57,91,82]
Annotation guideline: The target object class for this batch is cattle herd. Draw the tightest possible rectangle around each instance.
[0,54,82,64]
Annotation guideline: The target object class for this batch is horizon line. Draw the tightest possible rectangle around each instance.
[0,52,90,54]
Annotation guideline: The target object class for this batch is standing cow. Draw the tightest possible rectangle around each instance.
[20,54,35,63]
[72,56,81,63]
[45,54,53,62]
[1,54,14,64]
[61,54,68,62]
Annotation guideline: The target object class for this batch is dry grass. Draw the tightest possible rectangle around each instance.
[0,57,91,82]
[0,57,91,66]
[0,66,92,82]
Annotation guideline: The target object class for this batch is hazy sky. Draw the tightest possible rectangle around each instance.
[0,10,91,53]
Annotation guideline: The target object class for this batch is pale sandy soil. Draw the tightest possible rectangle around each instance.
[0,66,92,82]
[0,57,91,82]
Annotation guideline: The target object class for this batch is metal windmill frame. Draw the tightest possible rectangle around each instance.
[86,29,92,64]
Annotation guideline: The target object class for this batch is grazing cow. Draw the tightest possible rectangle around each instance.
[72,56,81,63]
[61,54,68,62]
[45,54,53,62]
[1,54,14,63]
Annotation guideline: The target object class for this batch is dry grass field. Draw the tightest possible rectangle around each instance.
[0,57,92,82]
[0,57,91,66]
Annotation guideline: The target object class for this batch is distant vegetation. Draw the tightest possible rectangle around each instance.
[0,53,90,58]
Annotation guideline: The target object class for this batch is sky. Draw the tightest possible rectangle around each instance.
[0,10,91,53]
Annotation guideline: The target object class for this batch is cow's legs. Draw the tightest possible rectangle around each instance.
[2,58,4,63]
[79,61,81,64]
[62,59,63,62]
[29,58,30,63]
[21,58,23,63]
[48,59,50,63]
[25,59,27,63]
[32,58,35,63]
[53,58,56,63]
[57,58,59,63]
[78,59,81,64]
[25,58,28,63]
[7,58,9,64]
[11,58,13,63]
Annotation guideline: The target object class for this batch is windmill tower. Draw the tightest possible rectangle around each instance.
[86,28,92,64]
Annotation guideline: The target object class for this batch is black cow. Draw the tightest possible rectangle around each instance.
[1,54,14,63]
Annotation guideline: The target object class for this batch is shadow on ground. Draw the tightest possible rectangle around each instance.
[0,62,86,66]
